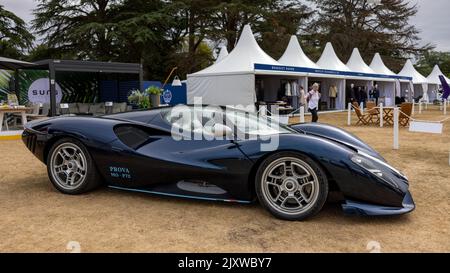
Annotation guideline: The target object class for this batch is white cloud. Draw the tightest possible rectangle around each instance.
[410,0,450,51]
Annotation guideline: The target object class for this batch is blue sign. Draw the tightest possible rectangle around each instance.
[254,63,412,81]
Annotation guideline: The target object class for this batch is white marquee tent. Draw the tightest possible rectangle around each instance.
[426,65,450,101]
[370,53,397,76]
[345,48,380,105]
[187,24,413,112]
[275,36,315,104]
[398,59,429,102]
[215,46,229,63]
[278,36,319,69]
[347,48,376,75]
[427,65,450,84]
[187,25,280,107]
[351,52,395,106]
[309,43,350,110]
[316,43,351,72]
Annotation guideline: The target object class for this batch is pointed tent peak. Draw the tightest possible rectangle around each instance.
[215,46,229,63]
[278,36,319,68]
[191,24,279,75]
[316,42,350,71]
[235,24,259,49]
[398,59,428,84]
[346,48,376,74]
[427,64,450,84]
[369,53,396,75]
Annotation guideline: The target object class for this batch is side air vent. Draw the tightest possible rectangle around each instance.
[114,125,169,150]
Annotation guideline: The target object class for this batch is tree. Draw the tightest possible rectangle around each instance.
[208,0,311,56]
[256,1,313,59]
[166,0,218,74]
[416,51,450,78]
[32,0,123,61]
[308,0,432,71]
[0,4,34,58]
[112,0,183,78]
[32,0,214,78]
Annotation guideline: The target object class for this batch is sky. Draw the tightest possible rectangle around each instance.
[2,0,450,51]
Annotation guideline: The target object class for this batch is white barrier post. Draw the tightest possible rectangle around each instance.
[379,103,384,128]
[393,107,399,150]
[360,102,364,114]
[412,101,415,116]
[300,106,305,123]
[445,99,447,115]
[419,101,422,114]
[347,103,352,126]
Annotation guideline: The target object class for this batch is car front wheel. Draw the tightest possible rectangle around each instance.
[255,152,328,221]
[47,138,101,194]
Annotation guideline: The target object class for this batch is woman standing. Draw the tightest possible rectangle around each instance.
[307,83,321,123]
[299,86,307,107]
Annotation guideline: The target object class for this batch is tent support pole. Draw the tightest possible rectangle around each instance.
[49,61,57,117]
[393,107,399,150]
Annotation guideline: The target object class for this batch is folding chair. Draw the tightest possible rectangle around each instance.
[352,102,371,125]
[366,101,380,123]
[399,103,413,126]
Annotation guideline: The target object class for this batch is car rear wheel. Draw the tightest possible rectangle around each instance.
[255,152,328,221]
[47,138,101,194]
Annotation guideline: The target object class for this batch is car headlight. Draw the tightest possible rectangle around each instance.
[351,154,401,189]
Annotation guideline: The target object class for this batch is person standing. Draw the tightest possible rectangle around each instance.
[370,84,380,105]
[329,84,337,109]
[299,86,307,107]
[306,83,321,123]
[359,87,367,108]
[291,81,299,110]
[347,83,355,104]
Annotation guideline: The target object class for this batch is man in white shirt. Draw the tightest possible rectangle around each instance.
[306,83,321,122]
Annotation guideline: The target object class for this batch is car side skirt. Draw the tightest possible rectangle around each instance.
[108,185,253,204]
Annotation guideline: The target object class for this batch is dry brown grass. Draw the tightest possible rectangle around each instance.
[0,105,449,252]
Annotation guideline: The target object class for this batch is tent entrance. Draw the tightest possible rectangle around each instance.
[308,77,346,111]
[374,81,396,106]
[255,75,307,114]
[345,79,373,108]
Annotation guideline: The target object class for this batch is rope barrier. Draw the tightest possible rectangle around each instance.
[349,103,450,125]
[397,109,450,124]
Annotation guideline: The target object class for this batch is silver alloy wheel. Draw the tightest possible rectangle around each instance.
[50,142,87,190]
[261,157,320,215]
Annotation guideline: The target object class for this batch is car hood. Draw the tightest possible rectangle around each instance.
[289,123,386,161]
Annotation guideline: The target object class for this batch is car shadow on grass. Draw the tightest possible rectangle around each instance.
[99,186,414,225]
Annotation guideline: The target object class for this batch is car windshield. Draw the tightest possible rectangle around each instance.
[162,106,293,138]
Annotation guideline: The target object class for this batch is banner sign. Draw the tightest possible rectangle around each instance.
[254,63,413,81]
[409,121,443,134]
[28,78,62,104]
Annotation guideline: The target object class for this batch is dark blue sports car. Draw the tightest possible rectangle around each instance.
[22,105,415,221]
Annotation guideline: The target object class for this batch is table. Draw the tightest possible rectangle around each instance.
[0,107,30,132]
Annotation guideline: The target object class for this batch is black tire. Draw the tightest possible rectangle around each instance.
[255,152,328,221]
[46,138,102,194]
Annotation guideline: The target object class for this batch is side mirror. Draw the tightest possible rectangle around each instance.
[213,124,233,138]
